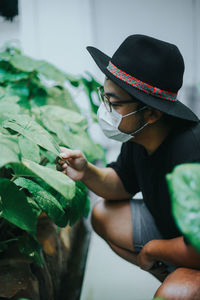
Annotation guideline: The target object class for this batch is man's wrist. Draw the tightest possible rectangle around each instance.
[81,162,93,183]
[145,239,162,261]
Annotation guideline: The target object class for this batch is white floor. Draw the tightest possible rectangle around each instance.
[80,231,161,300]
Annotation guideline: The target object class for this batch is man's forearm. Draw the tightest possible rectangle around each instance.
[82,163,132,200]
[147,237,200,269]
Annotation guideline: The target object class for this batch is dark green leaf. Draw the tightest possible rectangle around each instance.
[69,181,90,226]
[18,235,43,265]
[0,68,28,83]
[14,177,68,227]
[0,178,38,236]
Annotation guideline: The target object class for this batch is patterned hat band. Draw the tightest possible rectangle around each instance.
[107,61,177,102]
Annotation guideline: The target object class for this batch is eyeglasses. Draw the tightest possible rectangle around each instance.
[97,86,138,112]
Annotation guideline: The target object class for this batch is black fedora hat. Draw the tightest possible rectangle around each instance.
[87,34,199,122]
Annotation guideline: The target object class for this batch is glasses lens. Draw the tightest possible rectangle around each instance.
[98,87,111,112]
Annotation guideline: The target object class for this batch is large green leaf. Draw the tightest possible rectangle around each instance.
[0,102,20,125]
[36,60,66,84]
[10,54,41,72]
[14,177,69,227]
[18,135,40,163]
[10,159,75,200]
[3,114,61,156]
[46,86,80,112]
[0,95,20,103]
[0,178,38,236]
[166,163,200,252]
[69,124,105,162]
[0,134,20,168]
[34,105,87,126]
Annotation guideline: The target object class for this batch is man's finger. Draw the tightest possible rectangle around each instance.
[59,149,82,159]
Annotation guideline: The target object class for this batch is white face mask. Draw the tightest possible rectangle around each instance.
[97,103,148,142]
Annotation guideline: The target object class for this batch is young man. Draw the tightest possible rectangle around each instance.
[57,35,200,299]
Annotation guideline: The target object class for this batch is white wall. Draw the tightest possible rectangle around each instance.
[19,0,96,76]
[0,16,20,48]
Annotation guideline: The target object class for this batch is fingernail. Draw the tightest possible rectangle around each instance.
[60,152,67,158]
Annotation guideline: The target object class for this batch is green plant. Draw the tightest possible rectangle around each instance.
[0,42,105,265]
[166,163,200,252]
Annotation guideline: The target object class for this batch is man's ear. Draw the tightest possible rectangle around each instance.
[145,107,163,124]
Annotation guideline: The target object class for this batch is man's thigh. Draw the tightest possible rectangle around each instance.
[91,198,134,251]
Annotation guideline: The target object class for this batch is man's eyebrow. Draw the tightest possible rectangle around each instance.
[104,91,121,100]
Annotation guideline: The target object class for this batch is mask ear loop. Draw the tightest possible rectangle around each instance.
[130,122,149,138]
[122,105,148,118]
[126,105,149,138]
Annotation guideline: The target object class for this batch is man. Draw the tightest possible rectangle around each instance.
[57,35,200,299]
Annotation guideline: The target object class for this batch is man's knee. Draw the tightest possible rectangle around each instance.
[154,268,200,300]
[91,198,108,238]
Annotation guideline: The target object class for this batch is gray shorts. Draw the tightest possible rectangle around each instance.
[130,198,177,273]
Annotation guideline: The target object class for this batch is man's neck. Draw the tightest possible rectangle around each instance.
[133,120,174,156]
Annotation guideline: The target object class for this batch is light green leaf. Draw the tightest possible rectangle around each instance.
[10,54,41,72]
[46,86,80,112]
[0,95,20,103]
[0,51,11,61]
[18,135,40,163]
[0,102,20,125]
[0,178,38,236]
[3,114,60,156]
[36,60,66,84]
[10,159,75,200]
[14,177,68,227]
[0,134,20,168]
[166,163,200,252]
[35,105,87,126]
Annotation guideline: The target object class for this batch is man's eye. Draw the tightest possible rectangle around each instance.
[111,102,122,107]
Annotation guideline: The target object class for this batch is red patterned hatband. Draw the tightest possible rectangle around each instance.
[107,61,177,102]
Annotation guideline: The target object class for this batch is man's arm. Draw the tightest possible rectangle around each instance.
[57,147,133,200]
[137,236,200,270]
[82,163,133,200]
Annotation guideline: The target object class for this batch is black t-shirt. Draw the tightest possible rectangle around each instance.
[107,121,200,239]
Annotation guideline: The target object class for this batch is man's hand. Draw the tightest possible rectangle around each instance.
[55,146,89,181]
[137,241,157,270]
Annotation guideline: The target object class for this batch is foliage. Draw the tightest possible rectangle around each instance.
[0,43,105,265]
[166,163,200,252]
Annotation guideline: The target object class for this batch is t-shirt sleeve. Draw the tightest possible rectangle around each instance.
[106,142,140,195]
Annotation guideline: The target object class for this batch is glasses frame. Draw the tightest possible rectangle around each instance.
[97,85,139,112]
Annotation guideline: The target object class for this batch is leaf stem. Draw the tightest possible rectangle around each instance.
[10,174,18,182]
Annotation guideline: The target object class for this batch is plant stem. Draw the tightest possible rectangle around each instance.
[10,174,18,182]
